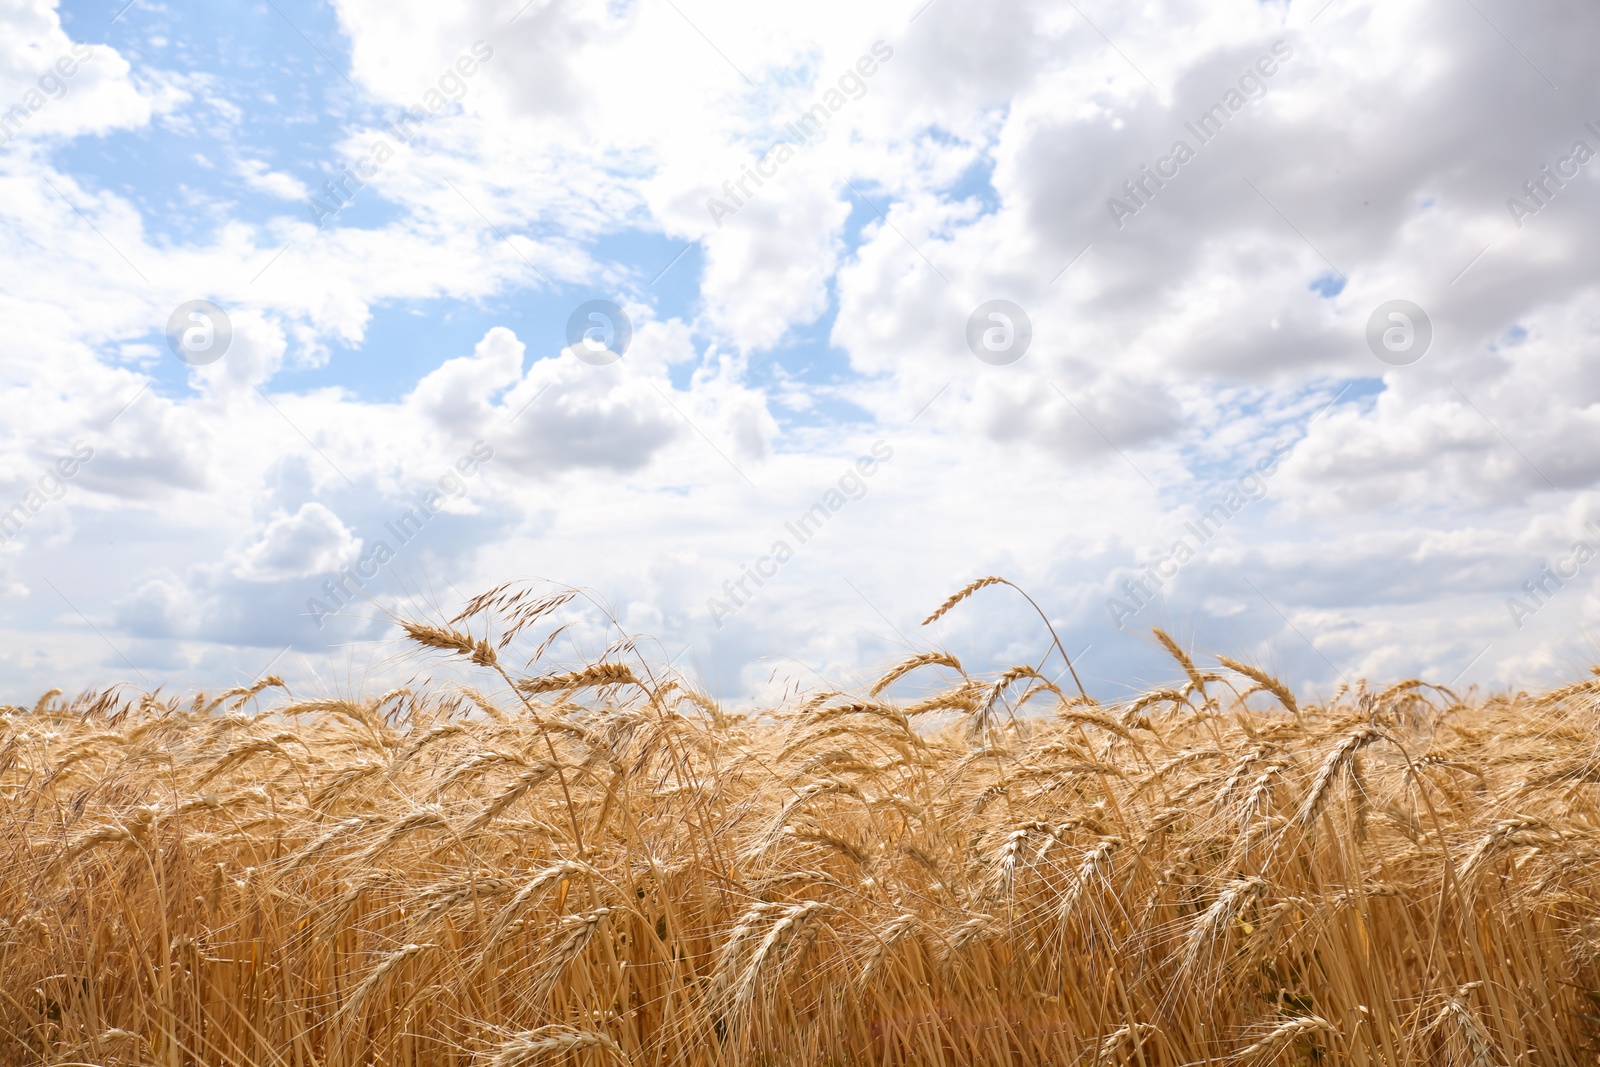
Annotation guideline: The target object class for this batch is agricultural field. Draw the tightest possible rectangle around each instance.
[4,584,1598,1065]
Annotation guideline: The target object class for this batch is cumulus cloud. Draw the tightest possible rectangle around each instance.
[235,159,310,201]
[4,0,1600,703]
[231,503,361,582]
[113,572,199,640]
[0,0,153,147]
[406,325,684,474]
[407,325,525,432]
[492,358,684,475]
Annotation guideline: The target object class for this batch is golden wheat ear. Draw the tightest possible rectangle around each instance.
[517,663,641,696]
[925,576,1091,702]
[868,651,963,695]
[481,1026,625,1066]
[1233,1015,1336,1062]
[200,674,289,716]
[402,621,499,667]
[921,576,1006,626]
[1217,656,1300,719]
[1153,626,1221,697]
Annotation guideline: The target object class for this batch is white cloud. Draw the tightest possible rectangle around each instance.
[0,1,154,147]
[231,503,361,582]
[235,159,310,200]
[4,0,1600,703]
[407,325,525,432]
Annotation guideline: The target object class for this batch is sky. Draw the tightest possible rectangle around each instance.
[2,0,1598,707]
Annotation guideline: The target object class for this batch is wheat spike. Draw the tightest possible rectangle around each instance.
[922,576,1007,625]
[869,651,964,695]
[1297,725,1383,828]
[403,621,499,667]
[1235,1015,1335,1061]
[518,663,640,695]
[481,1027,624,1066]
[1218,656,1300,718]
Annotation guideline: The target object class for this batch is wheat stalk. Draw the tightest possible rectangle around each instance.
[869,651,965,695]
[480,1026,624,1066]
[1234,1014,1335,1061]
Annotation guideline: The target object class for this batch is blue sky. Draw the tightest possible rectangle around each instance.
[3,0,1599,705]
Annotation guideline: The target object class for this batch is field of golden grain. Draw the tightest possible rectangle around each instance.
[4,581,1600,1066]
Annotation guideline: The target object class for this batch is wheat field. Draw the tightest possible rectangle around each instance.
[4,580,1600,1066]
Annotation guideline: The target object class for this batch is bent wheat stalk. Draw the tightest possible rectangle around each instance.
[922,576,1089,701]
